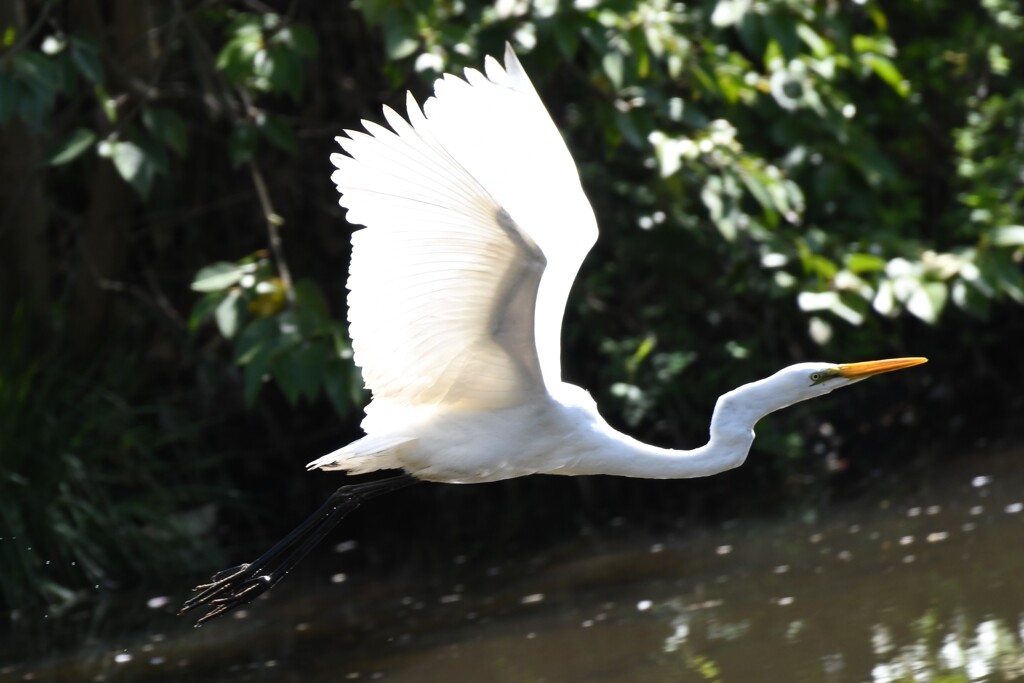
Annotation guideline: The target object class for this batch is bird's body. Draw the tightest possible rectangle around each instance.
[182,45,926,625]
[309,383,596,483]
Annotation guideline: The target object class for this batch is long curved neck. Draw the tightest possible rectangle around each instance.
[564,376,794,479]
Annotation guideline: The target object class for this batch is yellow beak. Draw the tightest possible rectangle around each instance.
[837,357,928,380]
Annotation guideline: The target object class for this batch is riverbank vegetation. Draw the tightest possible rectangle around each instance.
[1,0,1021,609]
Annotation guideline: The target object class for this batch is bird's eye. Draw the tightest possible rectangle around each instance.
[809,370,836,385]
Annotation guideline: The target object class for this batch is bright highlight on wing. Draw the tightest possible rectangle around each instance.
[330,44,598,409]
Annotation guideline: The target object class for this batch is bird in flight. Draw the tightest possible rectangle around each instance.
[181,44,926,625]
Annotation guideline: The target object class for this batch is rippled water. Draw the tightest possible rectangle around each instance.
[3,451,1024,683]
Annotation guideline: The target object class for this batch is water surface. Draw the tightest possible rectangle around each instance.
[3,450,1024,682]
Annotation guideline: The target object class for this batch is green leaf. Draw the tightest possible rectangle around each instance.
[906,281,947,324]
[711,0,752,27]
[873,278,896,316]
[613,109,644,149]
[228,122,258,168]
[841,132,899,186]
[762,12,800,61]
[386,36,419,60]
[292,280,329,318]
[70,35,105,85]
[16,84,53,129]
[215,40,246,82]
[322,358,353,414]
[215,289,245,338]
[989,225,1024,247]
[681,101,710,128]
[188,292,223,331]
[701,174,742,241]
[797,290,864,325]
[860,54,909,97]
[271,342,326,405]
[301,341,330,402]
[142,108,188,156]
[844,253,887,274]
[797,239,839,279]
[735,12,764,61]
[602,52,624,90]
[264,45,303,98]
[9,53,58,129]
[379,11,419,60]
[852,34,896,57]
[951,280,991,318]
[626,335,656,376]
[216,21,263,83]
[47,128,96,166]
[275,24,318,58]
[191,262,247,292]
[110,140,156,198]
[95,84,117,123]
[228,14,265,39]
[986,252,1024,303]
[796,24,830,59]
[13,51,61,92]
[737,167,777,224]
[330,320,352,358]
[235,319,285,405]
[138,129,171,176]
[242,344,273,407]
[258,114,297,154]
[808,254,838,280]
[851,35,873,54]
[234,317,279,364]
[866,6,889,32]
[276,309,304,346]
[959,257,995,297]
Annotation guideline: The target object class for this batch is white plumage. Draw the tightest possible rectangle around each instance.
[310,44,926,482]
[182,45,926,625]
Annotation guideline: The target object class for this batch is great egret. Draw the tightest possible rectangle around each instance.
[181,45,926,625]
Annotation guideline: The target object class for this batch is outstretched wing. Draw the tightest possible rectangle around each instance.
[331,45,598,409]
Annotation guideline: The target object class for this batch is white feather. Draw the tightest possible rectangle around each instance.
[184,47,926,628]
[320,47,923,480]
[331,45,596,420]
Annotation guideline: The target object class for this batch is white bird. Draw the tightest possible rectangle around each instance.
[182,45,927,624]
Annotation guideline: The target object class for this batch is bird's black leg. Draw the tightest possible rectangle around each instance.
[180,473,419,626]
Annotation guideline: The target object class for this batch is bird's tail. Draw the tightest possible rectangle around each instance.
[305,435,415,474]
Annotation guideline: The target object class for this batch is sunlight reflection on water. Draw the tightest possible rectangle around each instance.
[3,452,1024,683]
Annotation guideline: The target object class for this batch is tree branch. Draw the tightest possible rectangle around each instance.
[247,159,295,303]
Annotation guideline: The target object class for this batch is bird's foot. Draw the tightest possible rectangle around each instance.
[179,562,275,626]
[179,474,420,626]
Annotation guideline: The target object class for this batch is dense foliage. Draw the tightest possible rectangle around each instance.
[1,0,1021,608]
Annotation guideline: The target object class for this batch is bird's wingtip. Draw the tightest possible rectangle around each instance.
[503,42,523,71]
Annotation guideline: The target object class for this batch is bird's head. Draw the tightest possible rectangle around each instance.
[769,357,929,404]
[706,356,928,470]
[714,357,929,432]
